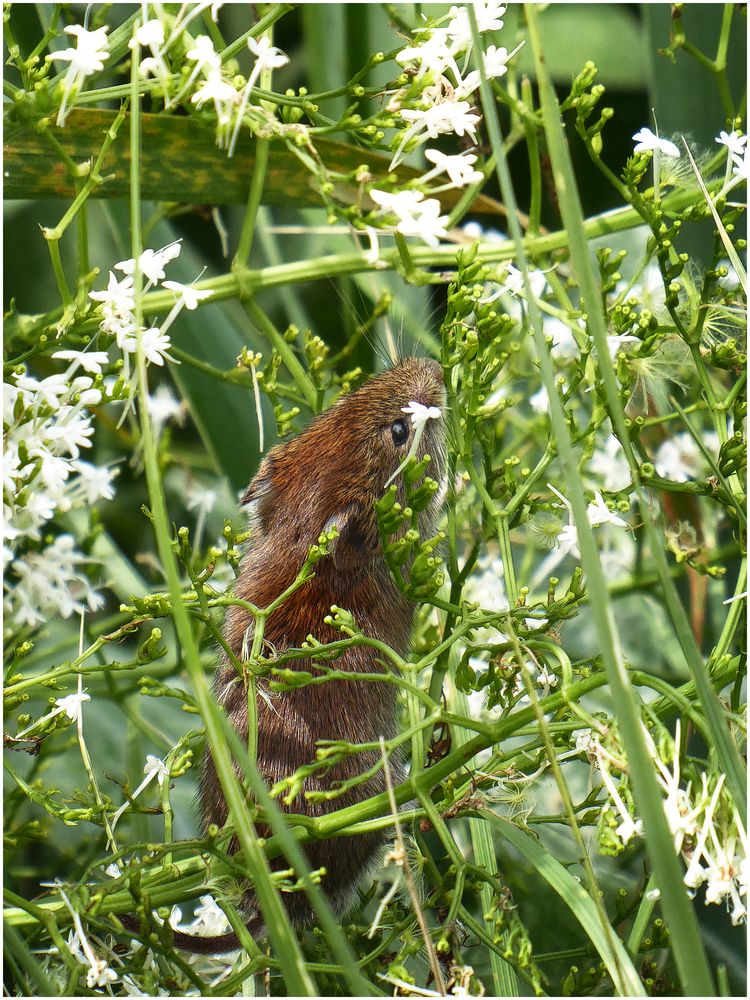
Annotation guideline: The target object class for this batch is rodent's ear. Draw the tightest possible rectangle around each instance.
[323,503,376,569]
[240,454,276,535]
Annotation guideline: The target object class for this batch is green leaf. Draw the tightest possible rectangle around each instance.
[476,811,646,997]
[3,108,505,217]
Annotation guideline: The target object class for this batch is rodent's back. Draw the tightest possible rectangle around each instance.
[201,357,446,932]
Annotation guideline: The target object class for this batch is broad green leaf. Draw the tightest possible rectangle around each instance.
[476,811,646,997]
[3,108,504,216]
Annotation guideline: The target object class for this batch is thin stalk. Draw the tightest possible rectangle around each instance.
[129,31,315,995]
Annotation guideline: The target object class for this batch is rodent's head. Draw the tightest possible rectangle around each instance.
[241,357,446,572]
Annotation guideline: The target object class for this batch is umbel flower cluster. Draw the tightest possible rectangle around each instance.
[3,241,211,634]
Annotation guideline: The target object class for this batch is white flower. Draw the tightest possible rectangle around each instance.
[632,127,680,158]
[401,400,442,426]
[401,100,480,140]
[51,24,110,126]
[52,349,110,374]
[445,3,507,50]
[139,327,176,366]
[192,895,231,936]
[54,691,91,723]
[586,492,629,529]
[481,42,523,79]
[131,18,164,50]
[396,32,461,81]
[105,863,121,878]
[144,754,170,787]
[226,36,289,157]
[588,435,631,492]
[146,384,184,439]
[192,70,239,113]
[391,100,480,169]
[161,279,213,310]
[246,34,289,73]
[546,317,580,361]
[9,534,103,627]
[86,958,118,989]
[370,189,449,248]
[424,148,483,187]
[112,754,170,831]
[14,373,70,410]
[71,461,117,503]
[653,431,718,483]
[604,332,641,360]
[716,130,747,156]
[186,34,221,72]
[116,241,181,287]
[370,188,426,216]
[384,399,442,488]
[730,146,749,183]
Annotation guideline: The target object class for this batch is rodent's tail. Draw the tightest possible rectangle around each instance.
[117,912,260,954]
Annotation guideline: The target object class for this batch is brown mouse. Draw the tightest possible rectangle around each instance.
[142,357,446,953]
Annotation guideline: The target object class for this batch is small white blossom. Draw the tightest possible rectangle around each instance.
[384,399,442,488]
[86,958,118,989]
[716,130,747,157]
[401,400,442,426]
[54,691,91,723]
[391,100,480,169]
[161,279,213,310]
[115,241,181,287]
[632,127,680,158]
[588,435,631,492]
[51,24,110,126]
[586,492,629,529]
[131,18,164,50]
[246,34,289,73]
[424,148,483,187]
[653,431,718,483]
[146,384,185,439]
[144,754,170,787]
[187,34,221,72]
[370,189,449,248]
[604,332,641,360]
[191,895,231,936]
[445,2,507,50]
[396,31,462,82]
[139,327,177,366]
[52,350,110,374]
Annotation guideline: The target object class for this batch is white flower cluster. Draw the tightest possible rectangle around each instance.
[3,356,117,630]
[369,3,522,249]
[4,242,207,636]
[88,240,212,390]
[589,725,747,925]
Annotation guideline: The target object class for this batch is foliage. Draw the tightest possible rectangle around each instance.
[3,3,747,997]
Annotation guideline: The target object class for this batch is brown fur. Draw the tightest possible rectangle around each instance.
[194,358,446,950]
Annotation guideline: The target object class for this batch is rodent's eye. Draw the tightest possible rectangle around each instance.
[391,418,409,447]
